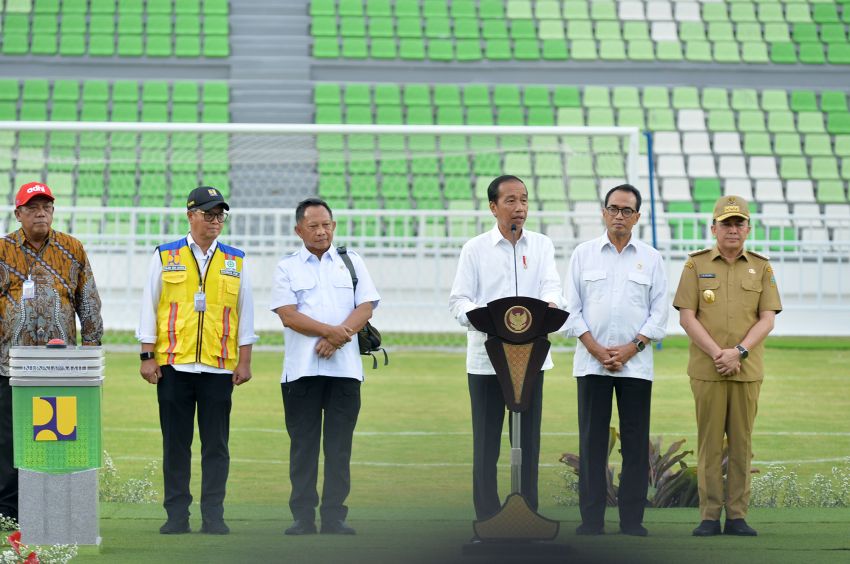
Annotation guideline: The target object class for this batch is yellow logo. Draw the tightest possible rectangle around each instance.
[504,306,532,334]
[33,396,77,441]
[702,289,716,304]
[208,189,218,196]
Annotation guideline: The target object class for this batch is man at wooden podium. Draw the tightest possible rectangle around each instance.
[449,175,564,524]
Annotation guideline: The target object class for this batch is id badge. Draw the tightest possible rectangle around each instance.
[194,291,206,312]
[22,278,35,300]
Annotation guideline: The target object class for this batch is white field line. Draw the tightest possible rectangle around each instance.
[106,427,850,437]
[110,455,850,467]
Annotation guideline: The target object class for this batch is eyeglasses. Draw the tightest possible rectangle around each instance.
[604,206,636,218]
[20,203,54,214]
[193,210,229,223]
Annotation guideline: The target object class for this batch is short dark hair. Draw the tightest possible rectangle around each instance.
[487,175,526,203]
[603,184,642,212]
[295,197,333,223]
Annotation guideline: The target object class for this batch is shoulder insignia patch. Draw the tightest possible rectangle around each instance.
[688,248,711,257]
[748,250,769,261]
[684,259,694,269]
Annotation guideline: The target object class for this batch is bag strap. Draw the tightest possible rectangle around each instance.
[337,245,358,289]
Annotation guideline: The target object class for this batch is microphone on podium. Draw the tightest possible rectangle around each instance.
[510,224,518,297]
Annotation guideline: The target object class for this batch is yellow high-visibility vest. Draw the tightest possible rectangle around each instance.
[154,238,244,370]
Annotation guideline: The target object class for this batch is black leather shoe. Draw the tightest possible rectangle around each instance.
[620,524,648,537]
[159,519,190,534]
[201,520,230,535]
[575,523,604,535]
[320,520,356,535]
[284,520,317,535]
[692,520,722,537]
[724,518,757,536]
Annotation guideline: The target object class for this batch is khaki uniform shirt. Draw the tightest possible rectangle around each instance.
[673,246,782,382]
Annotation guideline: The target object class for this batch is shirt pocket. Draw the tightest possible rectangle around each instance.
[582,270,608,304]
[161,270,188,300]
[627,271,652,307]
[697,277,721,308]
[332,270,355,310]
[290,273,317,309]
[741,277,763,309]
[219,276,240,307]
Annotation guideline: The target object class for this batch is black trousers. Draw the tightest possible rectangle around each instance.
[576,375,652,529]
[0,377,16,521]
[157,365,233,523]
[281,376,361,524]
[468,372,544,521]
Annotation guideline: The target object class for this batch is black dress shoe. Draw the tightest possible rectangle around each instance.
[201,520,230,535]
[159,519,191,534]
[620,524,648,537]
[724,518,758,536]
[285,520,317,535]
[320,520,356,535]
[692,520,722,537]
[575,523,604,535]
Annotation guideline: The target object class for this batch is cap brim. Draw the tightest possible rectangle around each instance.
[715,212,749,221]
[17,193,55,207]
[193,201,230,211]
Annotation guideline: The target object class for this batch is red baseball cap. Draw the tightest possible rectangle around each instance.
[15,182,55,208]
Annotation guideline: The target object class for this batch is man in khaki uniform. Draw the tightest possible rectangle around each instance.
[673,195,782,537]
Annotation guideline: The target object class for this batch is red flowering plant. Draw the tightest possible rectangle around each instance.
[0,520,77,564]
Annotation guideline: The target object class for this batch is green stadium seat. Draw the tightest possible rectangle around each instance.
[693,178,722,202]
[32,32,58,55]
[827,44,850,64]
[623,22,649,41]
[799,44,825,65]
[399,38,425,60]
[147,35,173,57]
[570,40,597,60]
[762,89,789,111]
[203,82,229,104]
[707,110,736,132]
[117,34,144,56]
[773,133,802,156]
[599,39,626,61]
[541,39,568,60]
[770,42,797,64]
[745,133,774,156]
[376,105,403,124]
[50,102,78,121]
[174,34,202,57]
[741,42,769,63]
[340,16,365,37]
[813,4,840,24]
[370,38,396,59]
[791,90,818,112]
[713,42,740,63]
[821,24,846,44]
[804,134,833,156]
[822,91,848,113]
[708,22,734,42]
[454,18,480,39]
[768,111,796,133]
[798,112,826,133]
[627,40,654,61]
[88,34,115,56]
[828,113,850,134]
[672,86,700,110]
[655,41,683,62]
[313,37,340,58]
[685,41,712,62]
[174,0,201,15]
[780,157,809,180]
[811,157,840,180]
[816,181,846,203]
[792,23,819,44]
[739,111,767,133]
[204,35,229,57]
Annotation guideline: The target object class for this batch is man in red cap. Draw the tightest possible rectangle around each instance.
[0,182,103,523]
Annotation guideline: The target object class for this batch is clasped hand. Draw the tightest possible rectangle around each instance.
[315,324,354,359]
[593,343,638,373]
[714,348,741,376]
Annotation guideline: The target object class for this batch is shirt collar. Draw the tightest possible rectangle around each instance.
[709,246,750,262]
[187,233,218,258]
[298,244,339,263]
[489,224,526,246]
[16,228,53,251]
[597,231,637,253]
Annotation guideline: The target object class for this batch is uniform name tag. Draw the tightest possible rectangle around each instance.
[22,278,35,300]
[194,291,206,312]
[163,265,187,272]
[698,273,716,278]
[219,268,241,278]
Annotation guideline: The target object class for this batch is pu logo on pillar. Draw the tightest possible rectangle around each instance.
[32,396,77,441]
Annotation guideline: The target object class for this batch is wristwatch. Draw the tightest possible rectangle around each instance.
[140,352,155,361]
[735,344,749,360]
[631,338,646,352]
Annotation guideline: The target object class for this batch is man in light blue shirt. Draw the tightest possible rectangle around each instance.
[271,198,380,537]
[564,184,668,537]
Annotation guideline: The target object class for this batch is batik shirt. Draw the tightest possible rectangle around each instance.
[0,228,103,376]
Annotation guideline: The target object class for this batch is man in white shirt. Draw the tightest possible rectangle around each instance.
[564,184,668,537]
[271,198,380,537]
[137,186,257,535]
[449,175,564,523]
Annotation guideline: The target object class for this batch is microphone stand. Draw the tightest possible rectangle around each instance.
[509,223,521,495]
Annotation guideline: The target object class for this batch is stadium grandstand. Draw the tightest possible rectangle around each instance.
[0,0,848,334]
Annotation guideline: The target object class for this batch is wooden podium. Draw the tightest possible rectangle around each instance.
[464,296,568,549]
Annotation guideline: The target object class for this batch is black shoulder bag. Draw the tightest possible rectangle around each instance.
[337,246,388,369]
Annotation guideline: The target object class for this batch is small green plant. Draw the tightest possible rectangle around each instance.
[751,458,850,508]
[99,451,159,504]
[558,428,712,508]
[1,527,78,564]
